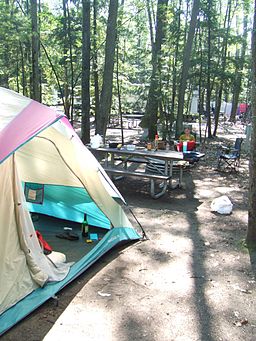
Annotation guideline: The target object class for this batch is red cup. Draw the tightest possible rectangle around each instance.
[177,143,182,152]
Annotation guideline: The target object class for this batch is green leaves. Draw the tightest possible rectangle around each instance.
[0,0,253,126]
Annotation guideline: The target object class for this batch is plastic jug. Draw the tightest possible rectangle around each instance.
[183,141,188,152]
[90,134,103,148]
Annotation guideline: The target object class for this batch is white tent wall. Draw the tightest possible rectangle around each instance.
[16,135,82,187]
[0,154,71,315]
[0,156,37,315]
[14,155,72,283]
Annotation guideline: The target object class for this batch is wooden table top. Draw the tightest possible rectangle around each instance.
[89,146,184,161]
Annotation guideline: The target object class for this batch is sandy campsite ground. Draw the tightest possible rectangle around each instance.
[2,121,256,341]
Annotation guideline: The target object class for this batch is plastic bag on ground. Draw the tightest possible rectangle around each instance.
[210,195,233,215]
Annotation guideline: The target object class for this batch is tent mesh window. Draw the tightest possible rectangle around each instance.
[24,183,44,204]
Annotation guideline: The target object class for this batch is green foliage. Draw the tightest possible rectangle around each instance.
[0,0,253,126]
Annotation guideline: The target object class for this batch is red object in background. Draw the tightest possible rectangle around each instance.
[239,103,248,113]
[177,141,196,152]
[36,230,52,253]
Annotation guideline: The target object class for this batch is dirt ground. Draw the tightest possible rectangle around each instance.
[2,122,255,341]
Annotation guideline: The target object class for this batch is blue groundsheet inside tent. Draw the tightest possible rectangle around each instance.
[0,227,140,336]
[31,214,110,263]
[25,184,111,229]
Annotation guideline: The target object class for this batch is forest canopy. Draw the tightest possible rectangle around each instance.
[0,0,253,140]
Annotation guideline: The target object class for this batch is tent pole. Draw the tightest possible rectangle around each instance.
[128,207,148,240]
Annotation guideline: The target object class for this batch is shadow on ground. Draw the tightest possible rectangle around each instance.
[1,241,140,341]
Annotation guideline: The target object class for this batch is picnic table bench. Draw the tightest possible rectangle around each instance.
[89,146,184,199]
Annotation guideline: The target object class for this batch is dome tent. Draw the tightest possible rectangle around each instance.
[0,87,141,335]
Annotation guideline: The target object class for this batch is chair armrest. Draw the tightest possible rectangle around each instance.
[220,145,230,151]
[229,148,239,152]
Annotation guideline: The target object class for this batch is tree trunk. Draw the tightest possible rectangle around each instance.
[198,20,204,143]
[116,44,124,145]
[16,49,20,92]
[92,0,100,125]
[176,0,200,137]
[19,42,27,95]
[206,6,212,138]
[213,86,223,136]
[96,0,119,138]
[229,14,248,122]
[31,0,40,101]
[146,0,154,50]
[81,0,91,145]
[169,0,182,134]
[116,0,125,144]
[141,0,168,140]
[247,0,256,245]
[213,0,232,136]
[1,0,10,88]
[66,2,75,124]
[62,0,70,119]
[40,41,66,110]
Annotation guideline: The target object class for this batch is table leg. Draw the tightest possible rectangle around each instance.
[150,179,168,199]
[105,152,115,180]
[123,156,128,170]
[168,160,173,188]
[178,166,183,188]
[164,160,168,175]
[110,152,114,168]
[103,151,109,168]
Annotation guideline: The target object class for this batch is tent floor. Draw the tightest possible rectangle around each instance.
[33,214,108,262]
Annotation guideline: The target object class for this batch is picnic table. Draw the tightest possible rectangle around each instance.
[89,146,184,199]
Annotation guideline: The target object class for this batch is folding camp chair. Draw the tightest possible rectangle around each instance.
[217,138,243,172]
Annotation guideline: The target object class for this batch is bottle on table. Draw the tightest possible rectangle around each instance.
[154,134,159,151]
